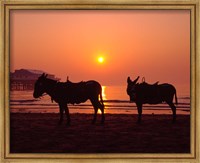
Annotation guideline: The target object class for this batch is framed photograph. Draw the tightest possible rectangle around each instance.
[1,0,199,162]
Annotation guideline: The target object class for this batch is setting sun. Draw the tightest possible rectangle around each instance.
[98,57,104,63]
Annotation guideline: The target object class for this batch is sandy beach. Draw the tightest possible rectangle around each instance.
[10,113,190,153]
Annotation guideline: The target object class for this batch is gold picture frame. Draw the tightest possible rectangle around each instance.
[0,0,199,162]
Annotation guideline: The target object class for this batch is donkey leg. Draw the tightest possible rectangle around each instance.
[92,108,98,124]
[168,102,176,123]
[58,103,64,125]
[90,99,99,124]
[137,103,143,123]
[99,104,105,124]
[64,105,71,125]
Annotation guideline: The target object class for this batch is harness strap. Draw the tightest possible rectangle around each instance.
[50,81,59,103]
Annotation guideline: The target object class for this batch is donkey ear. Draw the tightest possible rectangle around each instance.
[133,76,140,84]
[45,74,48,78]
[127,77,132,83]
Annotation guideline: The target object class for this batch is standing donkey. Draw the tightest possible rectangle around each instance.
[127,76,178,123]
[33,73,105,125]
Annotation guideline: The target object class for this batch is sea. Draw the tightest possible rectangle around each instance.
[10,86,190,115]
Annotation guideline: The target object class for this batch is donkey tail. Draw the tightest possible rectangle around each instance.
[99,88,104,108]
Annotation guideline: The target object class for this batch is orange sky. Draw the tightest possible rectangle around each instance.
[10,10,190,89]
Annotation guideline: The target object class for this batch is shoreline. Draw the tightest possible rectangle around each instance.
[10,106,190,115]
[10,113,190,153]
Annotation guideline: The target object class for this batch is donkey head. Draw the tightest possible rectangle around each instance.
[33,73,48,98]
[126,76,140,101]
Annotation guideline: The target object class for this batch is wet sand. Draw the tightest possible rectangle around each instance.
[10,113,190,153]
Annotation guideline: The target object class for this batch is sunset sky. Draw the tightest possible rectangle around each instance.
[10,10,190,90]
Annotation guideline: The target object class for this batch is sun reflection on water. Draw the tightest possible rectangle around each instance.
[98,86,107,114]
[102,86,106,100]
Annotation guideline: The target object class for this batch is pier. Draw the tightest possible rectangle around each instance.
[10,69,60,91]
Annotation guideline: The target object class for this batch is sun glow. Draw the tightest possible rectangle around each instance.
[98,57,104,63]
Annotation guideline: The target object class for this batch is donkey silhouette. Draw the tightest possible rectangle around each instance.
[33,73,105,125]
[127,76,178,123]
